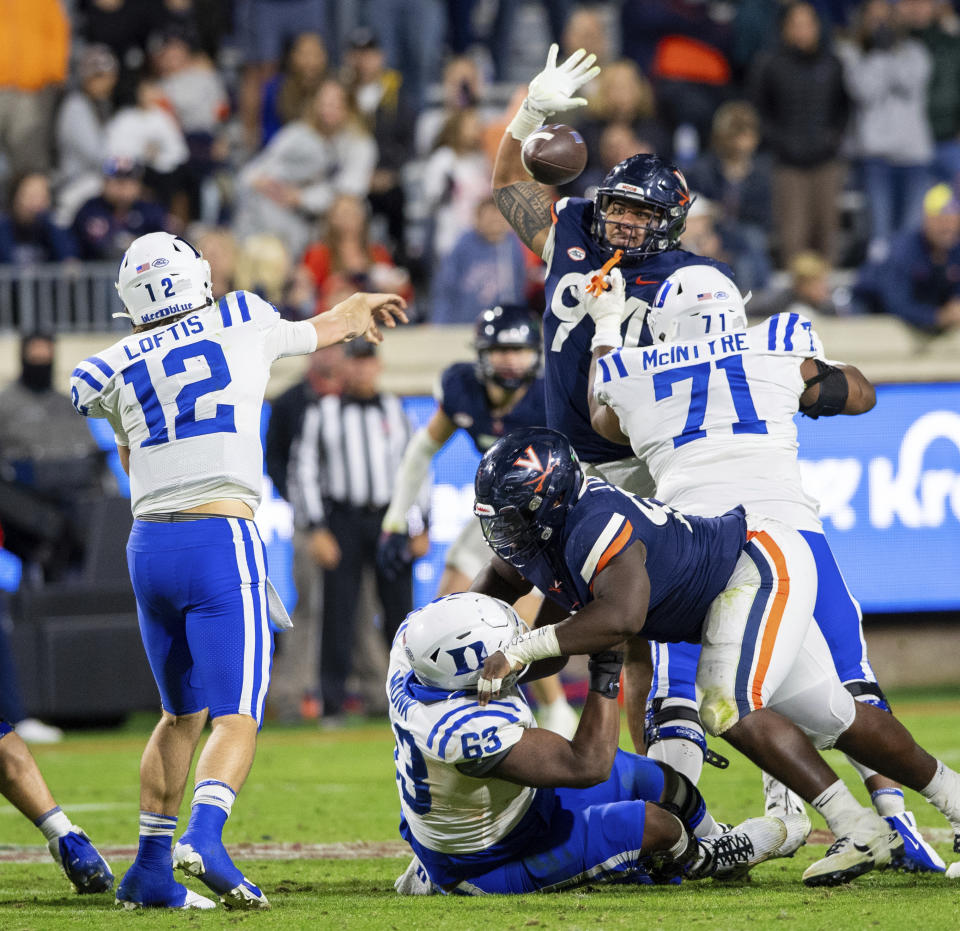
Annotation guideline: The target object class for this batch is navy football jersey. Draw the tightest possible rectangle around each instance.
[542,197,733,463]
[437,362,547,453]
[522,477,746,643]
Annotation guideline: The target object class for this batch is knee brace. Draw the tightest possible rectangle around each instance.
[844,679,891,714]
[645,698,728,770]
[654,760,708,835]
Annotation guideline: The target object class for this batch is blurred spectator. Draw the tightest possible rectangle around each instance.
[192,225,237,299]
[686,101,773,265]
[0,333,109,582]
[234,78,377,261]
[853,182,960,331]
[265,344,345,721]
[362,0,445,112]
[236,0,334,153]
[749,1,850,266]
[53,44,119,226]
[0,0,69,185]
[342,28,416,263]
[621,0,734,149]
[574,59,671,184]
[261,32,329,147]
[0,174,76,264]
[302,193,413,314]
[151,23,230,222]
[71,157,167,260]
[291,339,427,724]
[899,0,960,186]
[681,195,772,293]
[234,232,294,306]
[422,107,492,261]
[430,197,527,324]
[837,0,934,262]
[749,250,841,318]
[561,4,614,67]
[414,55,495,157]
[104,76,190,217]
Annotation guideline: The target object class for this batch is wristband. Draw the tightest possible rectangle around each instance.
[590,318,622,351]
[588,651,624,698]
[502,625,561,667]
[507,98,548,143]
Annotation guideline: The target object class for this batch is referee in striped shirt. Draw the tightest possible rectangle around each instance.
[292,339,427,723]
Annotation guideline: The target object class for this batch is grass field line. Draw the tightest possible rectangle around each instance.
[1,830,955,864]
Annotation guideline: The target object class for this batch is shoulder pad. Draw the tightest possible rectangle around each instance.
[762,311,819,355]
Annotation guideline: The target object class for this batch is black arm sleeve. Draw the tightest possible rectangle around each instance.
[800,359,849,419]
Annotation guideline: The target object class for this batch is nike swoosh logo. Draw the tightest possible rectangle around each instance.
[635,278,660,285]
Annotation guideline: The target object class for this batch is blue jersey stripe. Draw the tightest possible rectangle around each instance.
[237,291,251,322]
[88,355,115,378]
[735,541,773,718]
[218,295,232,327]
[598,357,612,383]
[427,703,478,750]
[783,312,798,351]
[72,367,103,392]
[611,349,628,378]
[437,709,520,758]
[767,316,778,350]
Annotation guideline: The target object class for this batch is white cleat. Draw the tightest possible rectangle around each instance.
[688,816,788,880]
[802,821,903,887]
[394,855,440,895]
[762,772,807,818]
[536,698,579,740]
[116,888,216,910]
[773,810,812,859]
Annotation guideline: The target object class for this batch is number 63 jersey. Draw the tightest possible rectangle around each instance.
[387,625,539,857]
[70,290,317,517]
[594,312,826,532]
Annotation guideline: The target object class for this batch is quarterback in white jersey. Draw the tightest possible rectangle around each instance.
[389,592,790,894]
[584,265,953,885]
[70,232,407,911]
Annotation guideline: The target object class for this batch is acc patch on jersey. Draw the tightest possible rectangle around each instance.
[567,247,586,261]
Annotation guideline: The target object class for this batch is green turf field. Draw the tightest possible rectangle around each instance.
[2,687,959,929]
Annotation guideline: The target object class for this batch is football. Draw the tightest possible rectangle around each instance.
[521,124,587,186]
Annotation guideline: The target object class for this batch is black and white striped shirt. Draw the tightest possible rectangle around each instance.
[291,392,427,528]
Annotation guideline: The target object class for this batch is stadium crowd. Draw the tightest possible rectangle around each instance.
[0,0,959,331]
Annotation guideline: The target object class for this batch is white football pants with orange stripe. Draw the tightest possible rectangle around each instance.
[696,515,856,749]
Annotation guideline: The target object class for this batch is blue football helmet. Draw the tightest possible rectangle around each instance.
[591,154,693,263]
[474,427,582,568]
[474,304,542,391]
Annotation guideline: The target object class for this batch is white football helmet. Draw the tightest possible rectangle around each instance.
[647,265,748,343]
[115,232,213,326]
[402,592,529,692]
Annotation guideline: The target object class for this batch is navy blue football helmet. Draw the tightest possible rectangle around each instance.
[474,427,582,568]
[591,154,693,263]
[474,304,542,391]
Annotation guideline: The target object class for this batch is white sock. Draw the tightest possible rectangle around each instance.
[192,779,236,816]
[920,760,960,829]
[811,779,872,839]
[871,787,905,818]
[35,806,72,842]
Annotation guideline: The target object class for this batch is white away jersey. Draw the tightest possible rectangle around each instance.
[387,623,537,856]
[594,312,825,530]
[71,291,317,517]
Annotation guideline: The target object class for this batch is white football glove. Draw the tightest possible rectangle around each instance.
[507,44,601,141]
[578,266,627,350]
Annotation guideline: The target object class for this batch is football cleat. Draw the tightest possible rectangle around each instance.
[173,839,270,909]
[687,816,787,880]
[48,828,114,894]
[394,856,441,895]
[886,812,946,872]
[115,863,216,909]
[802,824,903,886]
[774,810,813,859]
[762,772,807,819]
